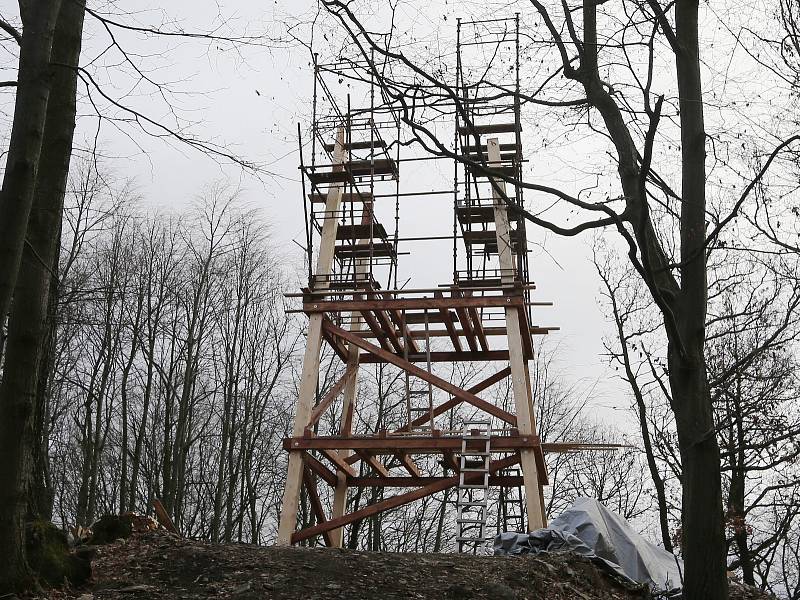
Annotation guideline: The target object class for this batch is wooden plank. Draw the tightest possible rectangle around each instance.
[303,452,338,487]
[323,139,386,152]
[331,438,624,459]
[373,308,404,354]
[291,454,520,543]
[152,498,179,535]
[348,475,524,487]
[352,326,555,339]
[442,451,459,472]
[395,452,421,477]
[335,223,388,240]
[307,364,357,427]
[435,291,462,352]
[303,468,334,547]
[360,309,392,351]
[321,323,349,363]
[331,210,369,548]
[468,305,490,351]
[397,367,511,431]
[284,435,536,453]
[358,350,510,364]
[324,321,516,425]
[454,305,478,351]
[320,449,357,477]
[303,295,524,313]
[279,128,349,545]
[309,192,374,203]
[356,449,390,478]
[378,291,419,355]
[488,136,546,529]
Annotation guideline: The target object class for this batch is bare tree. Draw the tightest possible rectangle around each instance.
[313,1,800,595]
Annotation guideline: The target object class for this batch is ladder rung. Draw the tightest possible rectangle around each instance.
[456,519,486,525]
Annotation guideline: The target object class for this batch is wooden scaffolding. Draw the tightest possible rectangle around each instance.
[277,16,614,549]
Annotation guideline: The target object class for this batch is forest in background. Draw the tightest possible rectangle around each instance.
[19,154,796,599]
[1,0,800,599]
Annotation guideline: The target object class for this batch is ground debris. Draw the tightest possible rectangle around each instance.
[31,529,774,600]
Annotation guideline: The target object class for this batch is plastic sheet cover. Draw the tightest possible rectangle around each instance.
[493,497,683,594]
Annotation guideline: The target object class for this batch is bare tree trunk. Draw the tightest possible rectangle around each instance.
[119,287,144,514]
[28,245,60,521]
[670,2,727,598]
[0,0,84,591]
[0,1,62,327]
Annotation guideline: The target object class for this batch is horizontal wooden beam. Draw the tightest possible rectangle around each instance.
[323,327,557,339]
[284,435,537,453]
[348,475,524,487]
[304,295,525,313]
[358,350,510,364]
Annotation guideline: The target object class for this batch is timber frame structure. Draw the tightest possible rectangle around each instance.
[277,16,614,550]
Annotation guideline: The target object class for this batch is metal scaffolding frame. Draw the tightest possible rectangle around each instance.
[278,15,617,552]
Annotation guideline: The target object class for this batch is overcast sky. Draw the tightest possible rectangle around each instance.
[0,0,663,425]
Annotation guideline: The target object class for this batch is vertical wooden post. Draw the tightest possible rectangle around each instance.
[487,137,546,530]
[276,128,347,546]
[524,362,547,526]
[329,202,373,547]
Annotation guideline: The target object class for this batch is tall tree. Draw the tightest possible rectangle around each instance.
[0,0,86,591]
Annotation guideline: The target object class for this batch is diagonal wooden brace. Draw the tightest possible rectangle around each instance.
[307,363,358,428]
[395,367,511,432]
[291,454,520,543]
[323,320,516,425]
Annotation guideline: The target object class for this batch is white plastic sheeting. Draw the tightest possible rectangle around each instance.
[494,497,683,594]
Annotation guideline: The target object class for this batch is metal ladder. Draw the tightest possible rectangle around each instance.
[403,308,434,432]
[456,420,491,553]
[497,466,525,534]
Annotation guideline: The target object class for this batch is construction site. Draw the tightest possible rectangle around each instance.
[5,1,798,598]
[276,16,617,553]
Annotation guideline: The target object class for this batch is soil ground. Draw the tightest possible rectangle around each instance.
[37,529,773,600]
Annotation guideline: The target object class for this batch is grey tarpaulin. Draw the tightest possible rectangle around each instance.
[494,497,683,594]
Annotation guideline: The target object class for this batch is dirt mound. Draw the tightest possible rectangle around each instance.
[39,529,772,600]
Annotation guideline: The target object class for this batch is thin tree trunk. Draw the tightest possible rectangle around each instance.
[119,288,144,514]
[671,1,727,598]
[27,243,60,521]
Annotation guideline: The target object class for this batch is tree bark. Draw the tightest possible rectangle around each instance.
[27,245,60,522]
[0,1,62,328]
[0,0,84,592]
[670,1,728,598]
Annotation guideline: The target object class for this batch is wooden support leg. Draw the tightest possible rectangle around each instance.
[487,136,546,531]
[277,314,325,545]
[524,362,547,527]
[330,345,360,547]
[330,228,369,547]
[277,127,347,545]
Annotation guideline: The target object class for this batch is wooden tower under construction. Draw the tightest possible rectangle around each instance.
[277,16,603,550]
